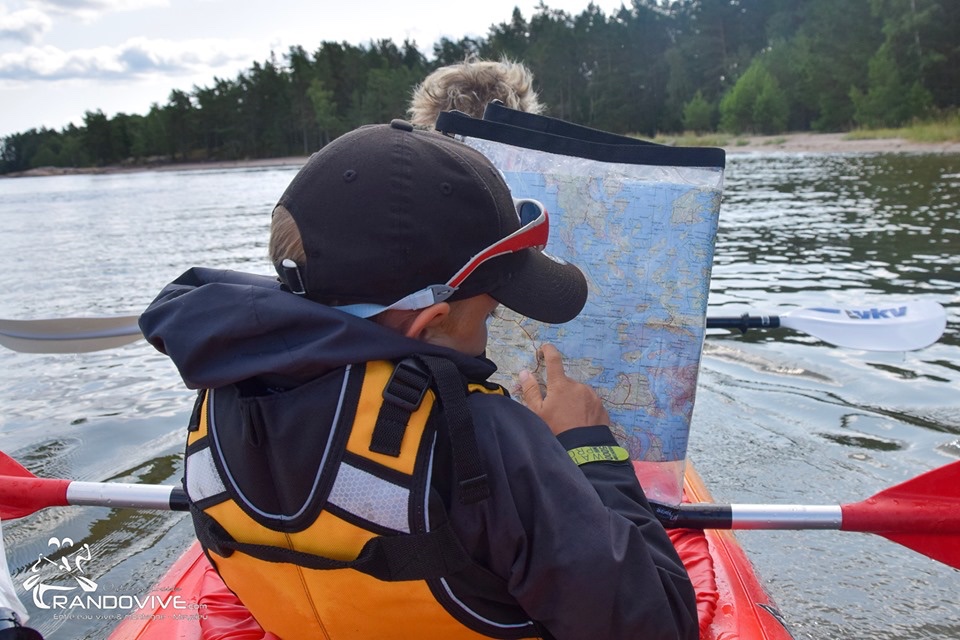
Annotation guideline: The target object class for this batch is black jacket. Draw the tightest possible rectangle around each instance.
[140,267,698,640]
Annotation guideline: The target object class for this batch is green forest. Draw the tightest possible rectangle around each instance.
[2,0,957,174]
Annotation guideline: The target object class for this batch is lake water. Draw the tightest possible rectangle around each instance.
[1,152,958,639]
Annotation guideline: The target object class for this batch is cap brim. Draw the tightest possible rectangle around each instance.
[489,249,588,324]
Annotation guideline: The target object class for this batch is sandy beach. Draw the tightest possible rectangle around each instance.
[721,131,960,154]
[5,131,959,178]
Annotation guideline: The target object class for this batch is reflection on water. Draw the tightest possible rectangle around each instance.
[714,154,959,312]
[1,153,958,639]
[698,151,959,640]
[1,165,301,639]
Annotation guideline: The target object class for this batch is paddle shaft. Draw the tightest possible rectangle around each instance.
[0,476,189,519]
[706,314,780,332]
[4,475,955,535]
[661,503,958,533]
[7,315,790,336]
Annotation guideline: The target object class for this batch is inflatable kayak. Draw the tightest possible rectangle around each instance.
[107,461,795,640]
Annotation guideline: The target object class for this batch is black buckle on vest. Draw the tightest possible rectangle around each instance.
[458,474,491,503]
[382,358,431,411]
[187,389,205,432]
[370,358,432,457]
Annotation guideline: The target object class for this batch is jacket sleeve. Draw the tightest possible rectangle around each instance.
[555,425,666,528]
[450,394,698,640]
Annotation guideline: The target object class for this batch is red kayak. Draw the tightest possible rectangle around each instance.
[107,461,795,640]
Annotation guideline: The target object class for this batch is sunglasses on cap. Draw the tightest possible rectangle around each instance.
[332,198,549,318]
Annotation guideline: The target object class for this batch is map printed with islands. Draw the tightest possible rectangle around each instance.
[463,137,724,503]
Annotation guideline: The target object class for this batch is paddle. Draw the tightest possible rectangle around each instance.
[707,299,946,352]
[0,300,947,354]
[2,451,957,569]
[654,459,960,570]
[0,316,142,354]
[0,453,188,519]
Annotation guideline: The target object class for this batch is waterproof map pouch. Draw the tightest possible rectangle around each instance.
[436,105,725,505]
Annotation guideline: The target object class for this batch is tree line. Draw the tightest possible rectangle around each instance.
[2,0,957,174]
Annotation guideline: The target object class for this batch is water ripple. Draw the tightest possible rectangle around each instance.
[2,154,958,639]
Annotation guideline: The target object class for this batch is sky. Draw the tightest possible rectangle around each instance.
[0,0,627,139]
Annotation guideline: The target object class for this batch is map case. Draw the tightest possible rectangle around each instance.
[437,104,726,504]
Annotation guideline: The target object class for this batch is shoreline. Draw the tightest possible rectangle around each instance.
[5,132,959,178]
[2,155,310,178]
[719,131,960,155]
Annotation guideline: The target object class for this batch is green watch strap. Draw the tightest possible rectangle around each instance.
[567,445,630,466]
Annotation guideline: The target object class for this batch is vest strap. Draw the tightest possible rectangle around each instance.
[417,355,490,505]
[371,355,489,505]
[192,503,472,582]
[370,358,431,456]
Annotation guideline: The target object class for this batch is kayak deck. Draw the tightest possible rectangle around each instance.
[680,463,794,640]
[107,541,209,640]
[109,462,794,640]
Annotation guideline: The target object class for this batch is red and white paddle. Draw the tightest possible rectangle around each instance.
[0,452,187,520]
[2,451,958,569]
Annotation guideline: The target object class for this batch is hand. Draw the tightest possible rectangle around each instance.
[517,343,610,436]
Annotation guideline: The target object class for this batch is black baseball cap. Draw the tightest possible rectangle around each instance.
[274,119,587,324]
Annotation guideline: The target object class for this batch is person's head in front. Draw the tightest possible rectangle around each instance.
[409,56,544,128]
[141,120,698,640]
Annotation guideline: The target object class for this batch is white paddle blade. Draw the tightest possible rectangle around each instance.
[780,301,947,351]
[0,316,143,353]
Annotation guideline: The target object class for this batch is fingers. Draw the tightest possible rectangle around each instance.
[539,343,567,383]
[518,368,543,412]
[516,343,610,436]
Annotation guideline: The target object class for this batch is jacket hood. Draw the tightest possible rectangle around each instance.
[139,267,497,390]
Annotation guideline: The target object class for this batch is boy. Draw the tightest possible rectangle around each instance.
[140,120,697,639]
[409,56,543,127]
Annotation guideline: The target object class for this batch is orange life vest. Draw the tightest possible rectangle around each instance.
[183,356,541,640]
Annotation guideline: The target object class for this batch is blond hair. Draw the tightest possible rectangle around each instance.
[408,57,544,128]
[269,205,305,266]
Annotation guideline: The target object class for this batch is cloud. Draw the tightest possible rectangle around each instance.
[0,8,52,43]
[28,0,169,17]
[0,36,258,81]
